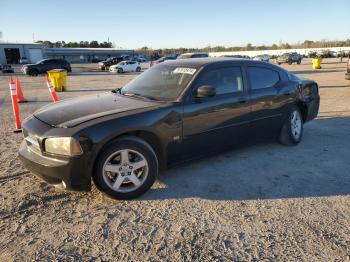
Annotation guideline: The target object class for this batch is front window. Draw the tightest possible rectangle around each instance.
[195,67,244,95]
[121,64,196,101]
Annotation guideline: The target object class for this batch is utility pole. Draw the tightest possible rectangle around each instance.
[32,33,35,42]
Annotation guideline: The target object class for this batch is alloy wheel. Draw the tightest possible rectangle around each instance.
[102,149,148,193]
[291,110,302,140]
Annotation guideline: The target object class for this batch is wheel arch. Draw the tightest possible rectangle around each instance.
[296,101,308,122]
[91,129,166,178]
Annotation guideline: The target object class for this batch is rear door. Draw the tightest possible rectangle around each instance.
[246,65,286,137]
[181,65,251,159]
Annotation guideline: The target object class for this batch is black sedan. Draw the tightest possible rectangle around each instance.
[19,58,320,199]
[22,59,71,76]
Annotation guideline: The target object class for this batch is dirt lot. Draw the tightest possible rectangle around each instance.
[1,59,349,261]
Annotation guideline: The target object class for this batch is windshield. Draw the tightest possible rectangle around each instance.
[121,64,196,101]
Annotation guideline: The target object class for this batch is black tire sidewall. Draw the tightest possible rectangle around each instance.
[93,137,158,200]
[29,69,38,76]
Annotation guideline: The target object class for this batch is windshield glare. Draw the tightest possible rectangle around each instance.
[121,64,196,101]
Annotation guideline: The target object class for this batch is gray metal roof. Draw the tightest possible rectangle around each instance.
[0,42,43,46]
[45,48,134,55]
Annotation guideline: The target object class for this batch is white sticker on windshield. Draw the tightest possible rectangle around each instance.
[173,67,196,75]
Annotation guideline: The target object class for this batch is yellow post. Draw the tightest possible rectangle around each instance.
[312,58,322,69]
[47,69,68,92]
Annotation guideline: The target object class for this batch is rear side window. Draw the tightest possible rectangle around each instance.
[247,67,280,89]
[196,67,244,95]
[192,53,208,58]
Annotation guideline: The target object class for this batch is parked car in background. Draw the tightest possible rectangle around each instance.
[20,57,30,64]
[177,52,209,59]
[277,53,302,65]
[19,58,320,199]
[135,56,147,62]
[1,64,14,73]
[223,55,250,59]
[109,61,141,73]
[253,54,270,62]
[336,51,350,58]
[22,59,71,76]
[98,57,123,70]
[307,51,317,58]
[92,57,104,63]
[318,50,336,58]
[345,58,350,80]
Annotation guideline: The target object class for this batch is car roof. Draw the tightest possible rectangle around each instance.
[163,57,279,69]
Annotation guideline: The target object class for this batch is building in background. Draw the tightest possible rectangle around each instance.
[0,42,135,64]
[45,48,134,63]
[0,43,45,64]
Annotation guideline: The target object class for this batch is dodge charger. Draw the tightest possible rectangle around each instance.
[19,58,320,199]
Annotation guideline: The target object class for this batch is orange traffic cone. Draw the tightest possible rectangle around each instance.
[45,75,59,103]
[9,76,22,133]
[16,77,27,103]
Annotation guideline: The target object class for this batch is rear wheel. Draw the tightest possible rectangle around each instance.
[288,60,292,65]
[93,136,158,199]
[279,106,303,146]
[28,69,39,76]
[136,67,141,72]
[297,60,301,64]
[117,68,123,73]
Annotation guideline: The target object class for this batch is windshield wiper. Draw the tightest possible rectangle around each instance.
[123,92,159,101]
[111,88,122,94]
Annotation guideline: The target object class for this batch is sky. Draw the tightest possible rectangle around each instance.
[1,0,349,49]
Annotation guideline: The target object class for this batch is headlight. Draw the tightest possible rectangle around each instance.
[44,137,82,156]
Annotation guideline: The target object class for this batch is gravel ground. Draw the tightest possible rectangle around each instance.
[0,59,349,261]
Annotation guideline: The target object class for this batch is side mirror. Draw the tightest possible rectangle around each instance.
[196,85,216,98]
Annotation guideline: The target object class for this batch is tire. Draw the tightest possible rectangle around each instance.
[28,69,39,76]
[117,68,123,73]
[136,67,141,72]
[93,136,158,200]
[279,106,303,146]
[288,60,292,65]
[297,60,301,64]
[277,62,281,65]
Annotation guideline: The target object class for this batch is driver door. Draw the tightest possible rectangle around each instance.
[181,66,251,160]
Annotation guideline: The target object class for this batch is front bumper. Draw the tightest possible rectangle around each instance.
[109,67,119,72]
[19,140,91,191]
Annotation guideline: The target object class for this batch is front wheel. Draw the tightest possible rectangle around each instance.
[93,136,158,199]
[279,106,303,146]
[136,67,141,72]
[117,68,123,73]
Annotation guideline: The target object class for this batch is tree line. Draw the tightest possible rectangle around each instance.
[34,39,350,55]
[35,40,113,48]
[137,39,350,56]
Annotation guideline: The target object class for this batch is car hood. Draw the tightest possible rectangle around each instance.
[34,92,161,128]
